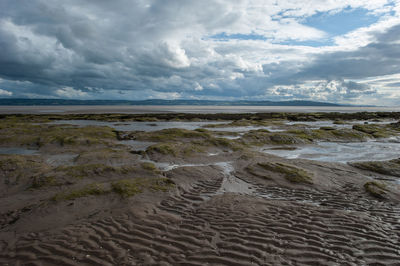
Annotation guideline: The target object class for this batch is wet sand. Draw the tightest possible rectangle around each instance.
[2,160,399,265]
[1,114,400,265]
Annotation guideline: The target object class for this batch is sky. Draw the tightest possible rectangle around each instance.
[1,1,400,105]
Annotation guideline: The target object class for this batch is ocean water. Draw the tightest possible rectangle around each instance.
[1,105,400,114]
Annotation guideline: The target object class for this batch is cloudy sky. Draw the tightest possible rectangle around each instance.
[1,0,400,105]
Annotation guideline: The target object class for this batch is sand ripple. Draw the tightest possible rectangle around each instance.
[2,172,399,265]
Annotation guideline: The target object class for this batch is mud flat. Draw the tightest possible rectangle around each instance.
[1,113,400,265]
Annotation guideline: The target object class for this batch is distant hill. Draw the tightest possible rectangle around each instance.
[0,98,346,106]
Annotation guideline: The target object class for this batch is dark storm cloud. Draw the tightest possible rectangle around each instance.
[296,42,400,80]
[0,0,242,98]
[294,23,400,81]
[0,0,399,102]
[257,24,400,101]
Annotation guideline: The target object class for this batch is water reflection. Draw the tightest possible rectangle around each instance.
[285,120,394,129]
[262,140,400,163]
[0,147,38,155]
[49,119,396,135]
[118,140,156,150]
[50,120,225,132]
[210,126,284,133]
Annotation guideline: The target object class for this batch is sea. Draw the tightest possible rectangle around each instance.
[1,105,400,114]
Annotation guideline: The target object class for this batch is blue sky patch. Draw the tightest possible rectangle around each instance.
[210,32,267,41]
[279,39,335,47]
[303,8,380,37]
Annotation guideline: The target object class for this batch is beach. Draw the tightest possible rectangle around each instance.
[1,111,400,265]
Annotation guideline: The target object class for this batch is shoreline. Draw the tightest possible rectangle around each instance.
[1,105,400,114]
[2,110,400,122]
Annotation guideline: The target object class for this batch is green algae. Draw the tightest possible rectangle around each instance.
[0,155,48,186]
[135,128,211,142]
[0,120,117,147]
[74,148,131,164]
[257,162,313,184]
[203,119,282,129]
[141,162,158,172]
[146,143,178,156]
[56,163,141,180]
[111,178,174,198]
[3,111,400,124]
[52,183,108,201]
[352,124,393,138]
[364,181,387,199]
[31,175,58,189]
[269,133,311,145]
[349,159,400,177]
[144,132,243,157]
[286,128,368,142]
[245,165,273,180]
[56,164,117,179]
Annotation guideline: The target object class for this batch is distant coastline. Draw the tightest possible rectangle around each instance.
[0,98,351,107]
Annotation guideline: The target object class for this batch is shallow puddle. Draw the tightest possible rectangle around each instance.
[285,120,395,129]
[118,140,156,150]
[262,139,400,163]
[141,159,255,195]
[218,135,241,140]
[0,147,39,155]
[214,162,254,194]
[140,159,209,171]
[49,119,289,134]
[209,126,285,133]
[49,120,226,132]
[45,153,78,166]
[49,119,394,134]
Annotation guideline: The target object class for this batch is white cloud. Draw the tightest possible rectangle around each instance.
[334,12,400,50]
[266,80,377,102]
[55,87,88,98]
[157,42,191,68]
[194,82,203,91]
[0,89,12,96]
[151,91,181,100]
